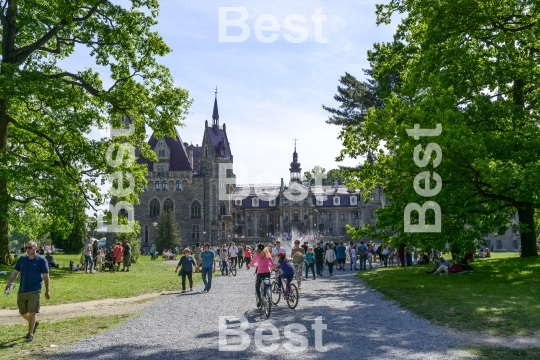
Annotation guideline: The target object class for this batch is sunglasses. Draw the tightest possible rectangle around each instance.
[25,246,34,250]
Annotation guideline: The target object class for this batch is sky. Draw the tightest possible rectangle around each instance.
[84,0,400,185]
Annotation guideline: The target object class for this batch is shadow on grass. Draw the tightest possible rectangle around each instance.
[358,255,540,336]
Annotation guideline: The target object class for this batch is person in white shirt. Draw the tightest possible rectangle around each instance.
[271,240,286,263]
[382,246,389,267]
[228,242,239,268]
[325,243,336,276]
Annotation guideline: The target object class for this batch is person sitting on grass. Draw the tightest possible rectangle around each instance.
[417,253,430,265]
[45,252,59,268]
[435,260,463,275]
[426,257,451,274]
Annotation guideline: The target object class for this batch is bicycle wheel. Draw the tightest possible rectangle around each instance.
[271,280,281,305]
[286,283,299,309]
[231,267,237,276]
[264,287,272,318]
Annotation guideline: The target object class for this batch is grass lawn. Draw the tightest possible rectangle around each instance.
[0,315,130,360]
[461,347,540,359]
[359,252,540,336]
[0,255,211,309]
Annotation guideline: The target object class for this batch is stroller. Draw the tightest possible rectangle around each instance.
[102,251,116,272]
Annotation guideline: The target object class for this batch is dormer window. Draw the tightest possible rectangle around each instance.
[333,196,340,206]
[235,198,242,206]
[252,198,259,207]
[269,199,275,206]
[158,150,165,157]
[283,198,289,205]
[350,196,357,205]
[159,141,164,147]
[316,197,323,206]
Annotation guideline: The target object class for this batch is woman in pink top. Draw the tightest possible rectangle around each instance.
[244,247,253,269]
[249,244,274,307]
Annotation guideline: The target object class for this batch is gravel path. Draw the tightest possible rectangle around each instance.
[51,263,466,360]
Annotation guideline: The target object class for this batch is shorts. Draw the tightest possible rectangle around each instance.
[17,291,41,315]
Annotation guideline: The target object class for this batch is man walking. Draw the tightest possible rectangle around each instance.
[228,242,238,269]
[4,241,51,342]
[200,243,215,292]
[149,245,155,260]
[357,241,368,271]
[314,242,325,276]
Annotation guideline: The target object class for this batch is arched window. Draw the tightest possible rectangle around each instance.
[150,199,160,216]
[190,201,201,218]
[162,181,168,190]
[155,182,161,191]
[220,203,227,215]
[144,226,149,244]
[176,181,182,190]
[164,198,174,212]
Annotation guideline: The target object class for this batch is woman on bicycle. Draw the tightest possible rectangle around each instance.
[272,254,295,292]
[249,243,274,307]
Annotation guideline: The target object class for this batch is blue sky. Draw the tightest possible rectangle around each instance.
[88,0,399,184]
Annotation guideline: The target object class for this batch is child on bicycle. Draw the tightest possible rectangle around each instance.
[272,254,295,294]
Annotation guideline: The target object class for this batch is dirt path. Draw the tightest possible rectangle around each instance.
[0,291,176,325]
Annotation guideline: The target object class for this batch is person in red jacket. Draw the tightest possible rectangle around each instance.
[448,260,463,274]
[113,242,124,271]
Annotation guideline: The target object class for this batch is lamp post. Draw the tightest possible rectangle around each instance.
[152,222,158,259]
[203,231,207,245]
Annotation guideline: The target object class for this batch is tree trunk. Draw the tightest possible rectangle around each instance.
[0,102,12,265]
[518,205,538,257]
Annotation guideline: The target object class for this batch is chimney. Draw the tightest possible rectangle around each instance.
[334,179,338,189]
[308,178,312,191]
[183,142,188,148]
[188,149,194,169]
[280,178,284,192]
[223,123,226,132]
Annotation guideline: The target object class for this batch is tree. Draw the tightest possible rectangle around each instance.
[338,0,540,257]
[0,1,191,264]
[50,216,86,254]
[155,209,181,254]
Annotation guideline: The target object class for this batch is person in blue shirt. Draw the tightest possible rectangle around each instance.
[335,242,347,271]
[357,241,368,271]
[200,243,216,292]
[272,254,295,293]
[4,241,50,343]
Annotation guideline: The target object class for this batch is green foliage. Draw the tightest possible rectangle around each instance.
[0,1,192,264]
[337,0,540,257]
[50,217,87,254]
[155,209,181,253]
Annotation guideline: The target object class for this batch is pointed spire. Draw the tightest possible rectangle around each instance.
[212,87,219,122]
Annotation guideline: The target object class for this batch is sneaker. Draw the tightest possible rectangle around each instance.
[25,334,33,342]
[121,269,125,272]
[182,290,186,293]
[203,287,207,292]
[33,321,39,334]
[189,288,193,291]
[126,269,129,272]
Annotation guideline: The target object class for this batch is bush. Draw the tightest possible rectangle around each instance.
[130,237,141,264]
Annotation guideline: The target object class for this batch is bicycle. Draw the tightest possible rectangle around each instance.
[271,271,299,309]
[257,276,272,318]
[219,260,237,276]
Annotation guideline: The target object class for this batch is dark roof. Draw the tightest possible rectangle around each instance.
[186,144,201,174]
[137,129,193,172]
[207,126,232,159]
[212,98,219,121]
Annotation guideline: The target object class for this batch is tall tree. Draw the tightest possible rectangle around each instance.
[0,1,191,264]
[339,0,540,256]
[155,209,181,253]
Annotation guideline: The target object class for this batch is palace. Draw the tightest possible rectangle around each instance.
[134,96,384,249]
